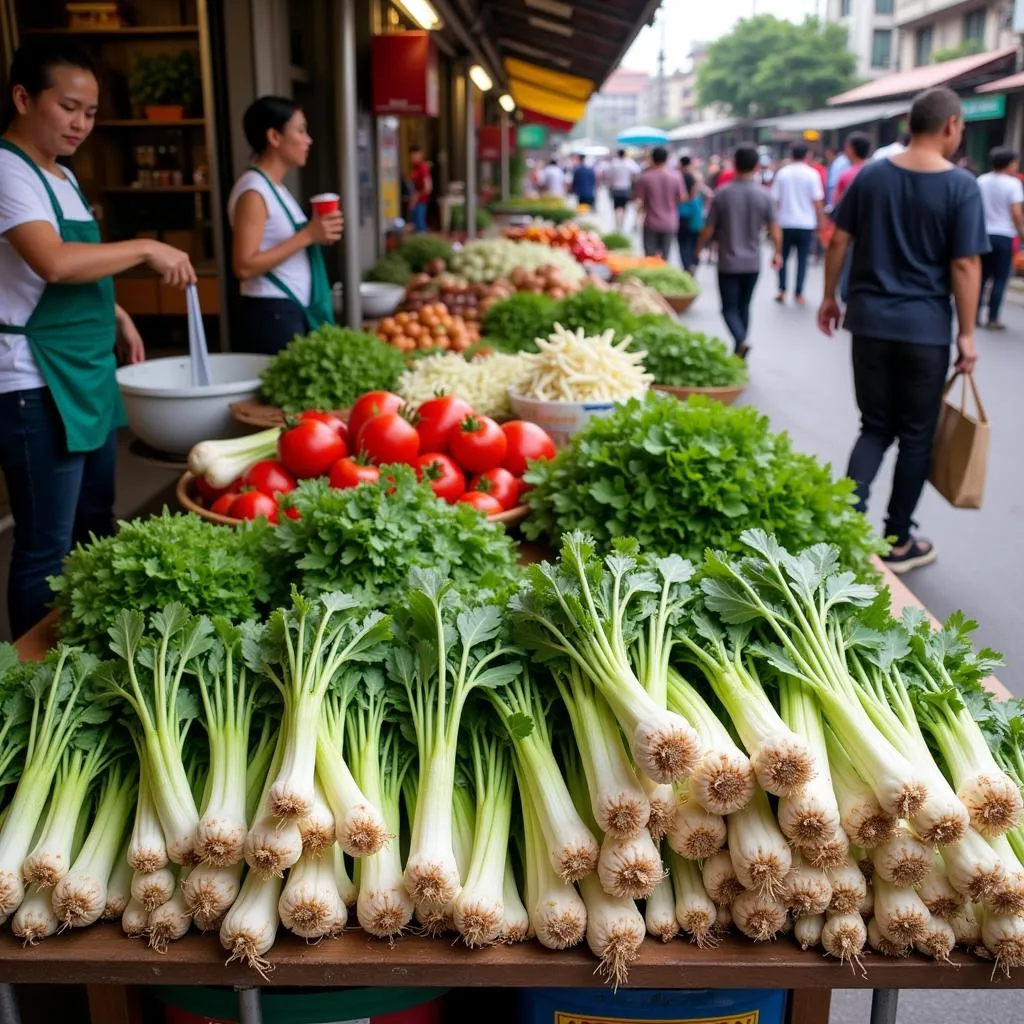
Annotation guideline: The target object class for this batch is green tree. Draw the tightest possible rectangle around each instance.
[698,16,857,117]
[932,39,984,63]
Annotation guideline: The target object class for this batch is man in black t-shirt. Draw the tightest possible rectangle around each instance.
[818,87,988,575]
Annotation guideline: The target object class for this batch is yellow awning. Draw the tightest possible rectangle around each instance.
[505,58,594,126]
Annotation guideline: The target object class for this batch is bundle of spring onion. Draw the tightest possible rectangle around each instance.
[1,529,1022,986]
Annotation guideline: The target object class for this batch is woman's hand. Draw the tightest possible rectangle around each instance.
[144,242,198,288]
[115,305,145,364]
[305,211,344,246]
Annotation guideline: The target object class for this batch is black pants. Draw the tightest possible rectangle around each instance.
[717,271,759,351]
[677,224,699,273]
[643,227,675,259]
[239,296,309,356]
[778,228,813,296]
[847,336,949,546]
[980,234,1014,323]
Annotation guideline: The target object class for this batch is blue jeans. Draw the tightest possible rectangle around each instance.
[718,271,759,350]
[778,228,814,297]
[411,202,428,233]
[239,296,309,356]
[0,387,117,637]
[677,225,699,273]
[980,234,1014,323]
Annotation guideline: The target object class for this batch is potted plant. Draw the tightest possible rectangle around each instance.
[130,52,199,121]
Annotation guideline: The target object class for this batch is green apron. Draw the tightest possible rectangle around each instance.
[249,167,335,331]
[0,139,125,454]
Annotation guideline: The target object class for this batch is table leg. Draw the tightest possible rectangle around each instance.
[236,987,264,1024]
[870,989,899,1024]
[787,988,832,1024]
[0,984,21,1024]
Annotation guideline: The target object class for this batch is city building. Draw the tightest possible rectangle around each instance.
[582,67,650,143]
[826,0,898,78]
[894,0,1015,69]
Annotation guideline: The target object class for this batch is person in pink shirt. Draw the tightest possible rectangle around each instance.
[634,146,686,258]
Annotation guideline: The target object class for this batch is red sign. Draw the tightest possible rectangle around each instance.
[478,124,516,162]
[372,32,439,117]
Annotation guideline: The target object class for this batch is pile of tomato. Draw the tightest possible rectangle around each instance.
[192,392,557,522]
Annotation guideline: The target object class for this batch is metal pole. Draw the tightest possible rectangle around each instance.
[338,0,362,328]
[500,110,511,202]
[236,987,264,1024]
[0,984,22,1024]
[465,72,478,241]
[869,989,899,1024]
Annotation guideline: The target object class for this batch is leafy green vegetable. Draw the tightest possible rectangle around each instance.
[481,292,558,352]
[450,205,494,231]
[523,394,882,575]
[601,232,632,251]
[550,287,637,338]
[397,235,454,273]
[51,512,278,653]
[631,318,748,388]
[489,201,575,224]
[619,266,699,296]
[364,254,413,286]
[276,468,520,606]
[259,325,406,412]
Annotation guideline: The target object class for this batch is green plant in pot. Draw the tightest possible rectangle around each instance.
[131,52,199,120]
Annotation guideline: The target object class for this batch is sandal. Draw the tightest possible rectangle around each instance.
[736,344,750,360]
[882,538,937,575]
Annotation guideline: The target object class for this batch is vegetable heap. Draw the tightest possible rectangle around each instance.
[524,393,883,576]
[630,318,748,390]
[7,530,1023,985]
[450,239,585,285]
[619,266,699,298]
[259,327,407,413]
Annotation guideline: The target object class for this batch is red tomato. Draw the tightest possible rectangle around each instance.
[415,395,473,454]
[299,409,348,442]
[194,475,237,502]
[209,492,239,516]
[244,459,297,497]
[450,415,507,473]
[458,491,503,515]
[469,467,522,510]
[281,505,301,521]
[501,421,557,477]
[279,420,347,478]
[329,457,380,490]
[416,453,466,503]
[229,490,278,522]
[347,391,404,448]
[357,412,420,465]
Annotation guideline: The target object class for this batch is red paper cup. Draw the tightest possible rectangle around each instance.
[310,192,340,216]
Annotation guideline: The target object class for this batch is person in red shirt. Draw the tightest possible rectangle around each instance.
[829,133,871,301]
[714,159,736,189]
[408,145,432,233]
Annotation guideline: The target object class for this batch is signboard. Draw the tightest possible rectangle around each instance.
[517,123,547,148]
[371,32,439,117]
[962,94,1006,122]
[478,124,516,161]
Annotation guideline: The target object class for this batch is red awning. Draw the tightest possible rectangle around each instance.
[519,109,575,133]
[977,71,1024,93]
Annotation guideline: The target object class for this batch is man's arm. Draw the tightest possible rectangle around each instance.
[769,222,782,268]
[951,256,980,373]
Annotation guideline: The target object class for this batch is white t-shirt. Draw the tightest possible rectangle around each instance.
[872,141,907,162]
[540,165,566,197]
[977,172,1024,238]
[771,161,824,230]
[0,151,94,393]
[227,170,312,305]
[608,157,641,192]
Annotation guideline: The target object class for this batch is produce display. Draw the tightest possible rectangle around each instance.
[631,318,749,389]
[450,239,585,285]
[605,253,667,276]
[480,293,559,353]
[548,287,638,339]
[506,264,582,299]
[402,273,514,319]
[504,223,608,265]
[376,304,480,354]
[395,235,453,274]
[396,351,531,421]
[9,528,1024,984]
[513,325,653,403]
[259,326,406,413]
[523,393,884,574]
[601,231,633,252]
[619,266,700,298]
[609,277,678,317]
[364,253,413,286]
[489,199,576,223]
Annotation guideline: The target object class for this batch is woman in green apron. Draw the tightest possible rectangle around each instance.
[0,40,196,637]
[229,96,342,355]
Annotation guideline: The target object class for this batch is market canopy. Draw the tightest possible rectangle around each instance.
[756,102,909,133]
[506,57,593,130]
[616,125,668,146]
[667,118,741,142]
[828,46,1016,105]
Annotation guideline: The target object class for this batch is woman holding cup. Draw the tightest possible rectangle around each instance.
[229,96,342,354]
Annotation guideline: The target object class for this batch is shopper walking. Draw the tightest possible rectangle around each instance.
[825,144,850,208]
[676,154,700,273]
[408,145,433,233]
[540,158,567,198]
[606,148,641,229]
[634,146,685,258]
[977,146,1024,330]
[817,87,988,574]
[0,40,196,636]
[229,96,341,355]
[830,132,872,303]
[772,143,824,304]
[697,146,781,357]
[570,154,596,210]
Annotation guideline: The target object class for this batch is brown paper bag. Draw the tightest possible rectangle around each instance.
[929,372,989,509]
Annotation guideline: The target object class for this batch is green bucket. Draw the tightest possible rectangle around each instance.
[155,986,448,1024]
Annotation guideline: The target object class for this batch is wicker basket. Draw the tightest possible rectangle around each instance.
[229,399,350,430]
[653,383,746,406]
[665,293,697,314]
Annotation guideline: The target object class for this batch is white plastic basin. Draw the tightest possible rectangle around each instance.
[508,391,624,448]
[117,353,271,455]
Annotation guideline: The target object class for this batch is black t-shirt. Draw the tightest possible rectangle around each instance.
[832,159,989,345]
[682,170,696,198]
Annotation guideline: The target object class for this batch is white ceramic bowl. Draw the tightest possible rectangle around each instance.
[508,391,623,448]
[117,353,271,455]
[360,282,405,318]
